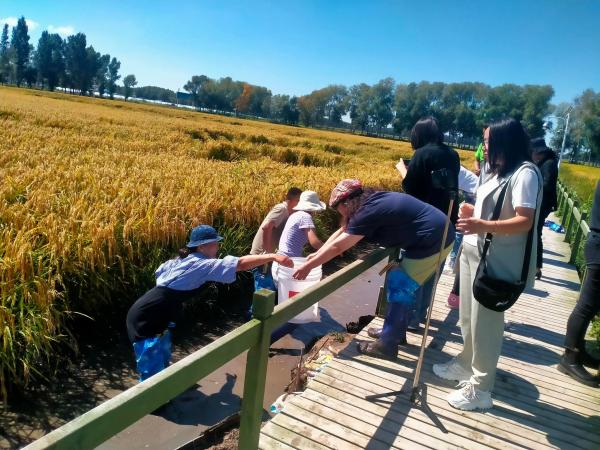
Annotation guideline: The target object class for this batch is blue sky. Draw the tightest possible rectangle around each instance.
[2,0,599,103]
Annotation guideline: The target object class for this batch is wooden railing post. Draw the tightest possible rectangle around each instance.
[238,289,275,449]
[557,182,565,212]
[560,190,570,219]
[564,199,578,243]
[570,211,588,265]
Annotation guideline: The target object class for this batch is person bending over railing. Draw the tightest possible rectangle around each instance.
[125,225,292,382]
[293,179,454,361]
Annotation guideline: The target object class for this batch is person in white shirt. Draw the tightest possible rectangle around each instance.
[433,118,542,411]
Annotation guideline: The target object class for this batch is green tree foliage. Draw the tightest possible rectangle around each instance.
[184,74,271,115]
[369,78,395,131]
[0,24,10,83]
[393,81,554,140]
[297,85,348,126]
[134,85,176,103]
[107,57,121,99]
[578,90,600,159]
[348,83,371,131]
[64,33,89,93]
[95,53,110,97]
[123,74,138,100]
[555,91,600,161]
[270,94,300,124]
[35,31,65,91]
[10,16,30,86]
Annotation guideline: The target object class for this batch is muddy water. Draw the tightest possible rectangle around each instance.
[98,262,386,450]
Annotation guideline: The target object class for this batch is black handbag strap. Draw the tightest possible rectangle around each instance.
[480,164,540,283]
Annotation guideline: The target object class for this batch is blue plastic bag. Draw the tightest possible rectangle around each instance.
[133,329,172,382]
[386,268,420,305]
[254,267,276,292]
[544,220,565,233]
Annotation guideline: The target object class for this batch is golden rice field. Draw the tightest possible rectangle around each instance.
[0,86,474,399]
[559,162,600,212]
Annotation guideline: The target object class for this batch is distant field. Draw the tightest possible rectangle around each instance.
[560,163,599,212]
[0,86,475,398]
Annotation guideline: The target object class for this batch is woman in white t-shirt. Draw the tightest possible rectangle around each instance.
[433,118,542,411]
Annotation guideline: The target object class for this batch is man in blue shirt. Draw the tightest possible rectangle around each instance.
[126,225,292,381]
[294,179,454,360]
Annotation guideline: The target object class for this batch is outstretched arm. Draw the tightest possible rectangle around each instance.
[237,253,293,272]
[293,232,364,279]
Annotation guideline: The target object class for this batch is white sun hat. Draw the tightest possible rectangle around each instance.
[293,190,326,212]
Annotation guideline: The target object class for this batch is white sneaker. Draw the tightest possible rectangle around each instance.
[447,381,493,410]
[433,358,472,382]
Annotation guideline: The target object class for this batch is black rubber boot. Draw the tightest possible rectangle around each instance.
[558,349,600,387]
[357,339,398,361]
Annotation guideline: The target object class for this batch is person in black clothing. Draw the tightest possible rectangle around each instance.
[531,137,559,279]
[400,116,461,223]
[559,180,600,387]
[396,116,460,329]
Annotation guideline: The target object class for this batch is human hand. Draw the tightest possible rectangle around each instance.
[274,254,294,268]
[293,264,311,280]
[396,159,408,178]
[456,217,486,234]
[458,202,475,219]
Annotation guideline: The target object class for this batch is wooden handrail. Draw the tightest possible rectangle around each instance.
[556,180,591,266]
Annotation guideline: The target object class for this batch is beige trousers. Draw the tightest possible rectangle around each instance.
[455,242,505,392]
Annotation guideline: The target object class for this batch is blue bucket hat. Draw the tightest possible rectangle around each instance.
[186,225,223,248]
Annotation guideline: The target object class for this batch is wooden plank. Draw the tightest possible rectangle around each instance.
[270,412,366,450]
[301,385,525,450]
[261,422,331,450]
[332,356,600,442]
[308,376,563,450]
[259,433,297,450]
[350,338,600,414]
[320,363,599,449]
[284,401,412,450]
[361,319,600,400]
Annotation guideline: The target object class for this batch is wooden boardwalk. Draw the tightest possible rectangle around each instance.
[259,216,600,449]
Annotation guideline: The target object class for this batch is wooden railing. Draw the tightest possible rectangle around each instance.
[24,247,395,450]
[556,179,591,265]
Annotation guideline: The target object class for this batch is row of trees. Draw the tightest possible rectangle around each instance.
[551,90,600,161]
[0,17,138,99]
[182,74,554,139]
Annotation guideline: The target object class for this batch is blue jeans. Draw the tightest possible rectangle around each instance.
[380,269,420,351]
[133,330,172,382]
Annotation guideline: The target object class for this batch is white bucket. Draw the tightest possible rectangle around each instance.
[272,257,322,324]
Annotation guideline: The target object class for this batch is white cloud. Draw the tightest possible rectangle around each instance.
[48,25,75,37]
[1,16,39,30]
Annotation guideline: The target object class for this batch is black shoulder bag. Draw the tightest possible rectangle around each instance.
[472,168,538,312]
